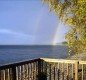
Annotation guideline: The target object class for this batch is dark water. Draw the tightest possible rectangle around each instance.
[0,45,68,65]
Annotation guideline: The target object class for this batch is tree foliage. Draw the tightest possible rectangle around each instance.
[43,0,86,54]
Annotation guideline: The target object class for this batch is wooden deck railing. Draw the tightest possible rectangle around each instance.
[78,61,86,80]
[41,58,79,80]
[0,58,86,80]
[0,58,41,80]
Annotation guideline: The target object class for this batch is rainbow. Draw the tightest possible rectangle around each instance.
[52,21,61,45]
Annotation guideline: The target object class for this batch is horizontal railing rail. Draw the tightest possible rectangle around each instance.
[0,58,86,80]
[41,58,79,63]
[0,58,41,70]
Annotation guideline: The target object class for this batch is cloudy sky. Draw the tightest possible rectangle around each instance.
[0,0,68,45]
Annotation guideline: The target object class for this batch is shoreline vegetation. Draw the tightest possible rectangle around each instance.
[67,53,86,60]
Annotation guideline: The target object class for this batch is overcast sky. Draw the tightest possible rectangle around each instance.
[0,0,68,45]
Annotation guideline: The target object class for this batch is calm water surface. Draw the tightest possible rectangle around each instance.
[0,45,68,65]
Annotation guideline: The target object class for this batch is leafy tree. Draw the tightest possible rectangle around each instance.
[43,0,86,54]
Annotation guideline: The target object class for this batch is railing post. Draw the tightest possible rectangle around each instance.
[37,60,47,80]
[75,61,79,80]
[49,64,51,80]
[37,60,41,80]
[12,66,16,80]
[38,60,41,74]
[0,70,1,80]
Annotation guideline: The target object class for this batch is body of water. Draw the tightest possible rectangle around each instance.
[0,45,68,65]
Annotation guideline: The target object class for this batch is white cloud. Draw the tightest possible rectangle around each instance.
[0,28,35,44]
[0,28,31,37]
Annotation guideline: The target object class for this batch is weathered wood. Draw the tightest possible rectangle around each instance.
[62,63,64,80]
[19,66,22,80]
[0,58,40,70]
[0,58,86,80]
[79,61,86,64]
[57,63,59,80]
[49,64,51,80]
[8,69,10,80]
[66,63,69,80]
[3,70,5,80]
[16,67,18,80]
[41,60,43,72]
[0,70,1,80]
[75,61,79,80]
[12,66,16,80]
[22,65,25,80]
[82,64,83,80]
[38,60,41,74]
[72,64,74,79]
[54,67,55,80]
[41,58,78,63]
[25,64,29,80]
